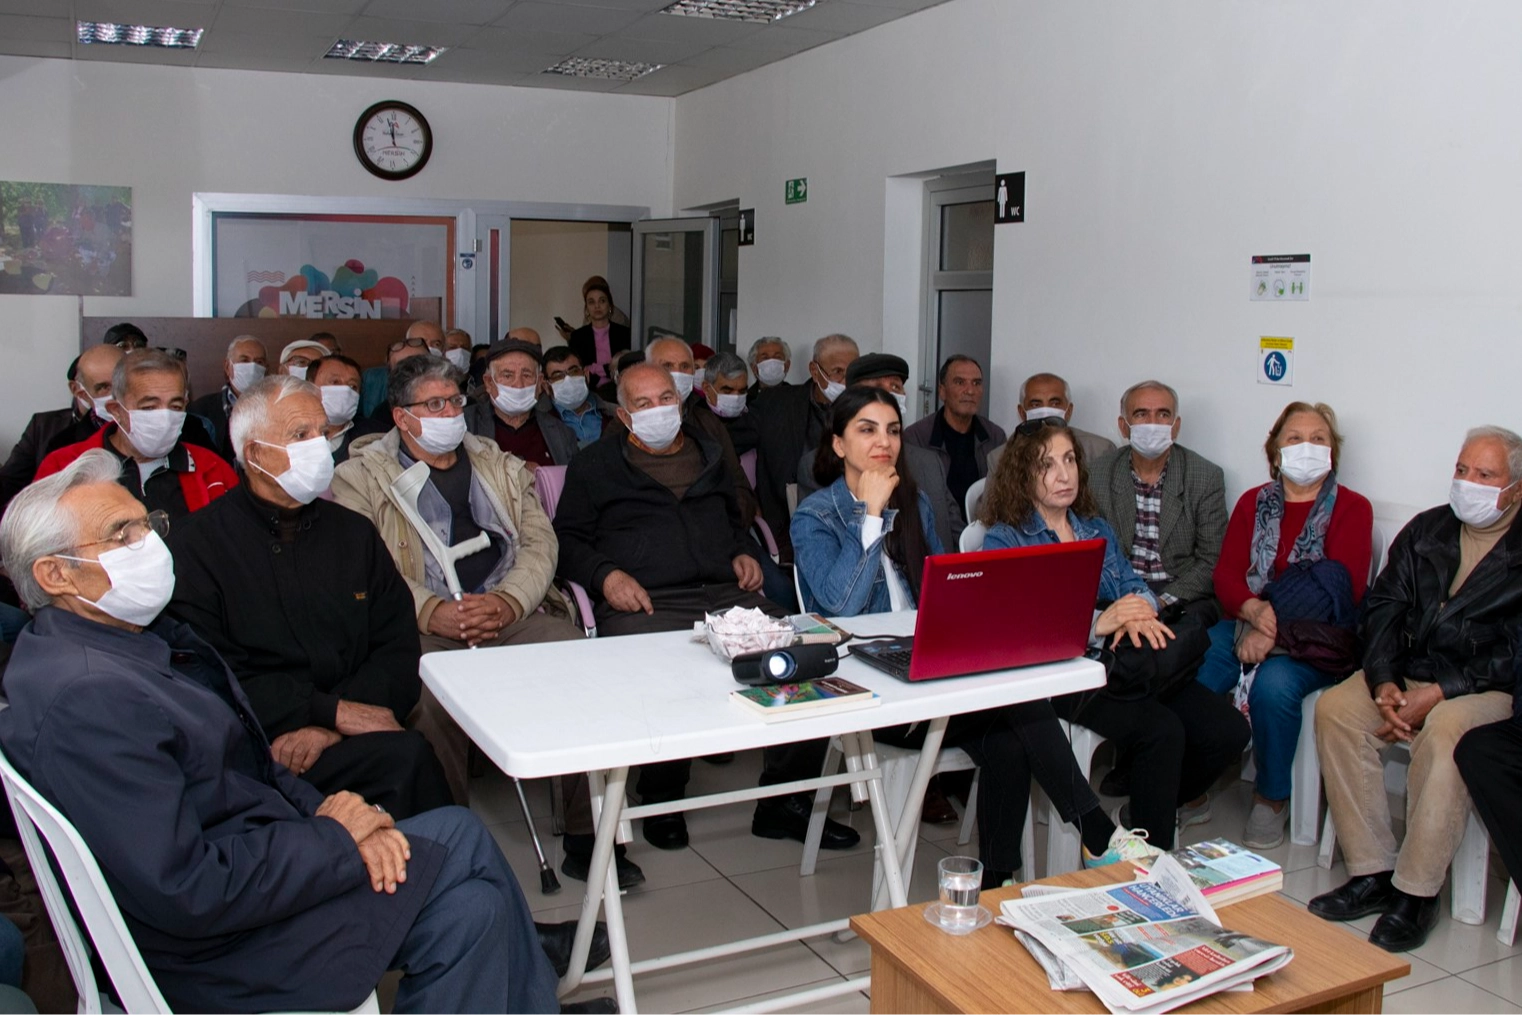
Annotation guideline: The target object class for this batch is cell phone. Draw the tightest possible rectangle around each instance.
[554,316,571,330]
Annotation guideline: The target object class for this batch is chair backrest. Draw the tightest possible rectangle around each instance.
[739,449,759,491]
[0,748,170,1013]
[958,520,988,553]
[792,565,811,614]
[534,465,568,520]
[964,477,987,526]
[1369,520,1389,586]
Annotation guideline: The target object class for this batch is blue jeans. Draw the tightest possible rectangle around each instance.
[390,807,559,1014]
[1196,620,1335,802]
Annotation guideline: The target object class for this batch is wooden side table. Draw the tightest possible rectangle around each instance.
[850,865,1410,1013]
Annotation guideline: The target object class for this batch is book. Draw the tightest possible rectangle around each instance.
[788,613,851,645]
[1132,838,1283,907]
[730,676,880,722]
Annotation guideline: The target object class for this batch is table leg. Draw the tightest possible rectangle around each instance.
[559,766,637,1013]
[856,731,912,910]
[865,717,949,911]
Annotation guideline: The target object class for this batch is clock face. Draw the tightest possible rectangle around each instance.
[353,101,432,181]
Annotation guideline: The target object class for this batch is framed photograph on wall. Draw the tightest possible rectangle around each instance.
[0,180,131,296]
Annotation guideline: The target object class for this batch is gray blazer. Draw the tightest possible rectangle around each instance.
[1088,442,1227,606]
[796,443,965,554]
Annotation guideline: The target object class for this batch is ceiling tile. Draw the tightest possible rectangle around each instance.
[196,29,335,57]
[341,15,476,47]
[550,0,670,11]
[619,11,762,46]
[843,0,949,9]
[72,0,214,29]
[523,72,624,91]
[675,43,775,73]
[194,48,318,69]
[571,33,707,65]
[781,0,904,33]
[0,38,74,58]
[464,25,595,53]
[208,5,355,36]
[613,61,723,95]
[0,0,68,14]
[492,1,644,37]
[725,22,840,53]
[0,14,71,42]
[304,53,425,76]
[221,0,368,12]
[361,0,515,27]
[416,45,546,77]
[74,44,199,63]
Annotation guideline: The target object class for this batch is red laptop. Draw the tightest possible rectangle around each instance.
[848,539,1104,681]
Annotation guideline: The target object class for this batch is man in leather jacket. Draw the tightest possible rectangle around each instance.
[1309,426,1522,952]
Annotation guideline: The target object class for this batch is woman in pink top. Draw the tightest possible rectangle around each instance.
[567,278,631,390]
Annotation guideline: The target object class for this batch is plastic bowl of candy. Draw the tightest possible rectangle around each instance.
[703,606,797,661]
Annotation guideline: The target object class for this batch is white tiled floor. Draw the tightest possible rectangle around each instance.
[467,747,1522,1013]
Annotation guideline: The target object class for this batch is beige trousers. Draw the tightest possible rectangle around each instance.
[415,610,585,815]
[1315,671,1511,896]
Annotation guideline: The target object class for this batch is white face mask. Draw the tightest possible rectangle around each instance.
[230,361,265,393]
[90,395,112,422]
[285,364,308,382]
[428,346,443,357]
[320,385,360,426]
[406,411,467,456]
[670,370,696,400]
[756,359,787,386]
[444,348,471,372]
[552,375,589,410]
[60,532,176,627]
[121,409,185,459]
[1025,406,1067,422]
[815,371,846,403]
[252,436,334,505]
[711,392,747,418]
[1278,442,1333,486]
[628,404,682,450]
[892,392,909,417]
[492,382,539,416]
[1127,423,1175,460]
[1450,479,1517,528]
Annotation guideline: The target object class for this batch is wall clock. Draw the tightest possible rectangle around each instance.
[353,101,433,181]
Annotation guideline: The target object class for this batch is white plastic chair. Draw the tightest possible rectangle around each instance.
[963,478,986,527]
[958,521,987,554]
[1039,720,1108,876]
[1499,882,1519,945]
[0,747,380,1014]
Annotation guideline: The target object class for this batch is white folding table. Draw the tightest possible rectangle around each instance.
[420,610,1103,1014]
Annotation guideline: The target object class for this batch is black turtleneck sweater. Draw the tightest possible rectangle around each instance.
[164,484,422,739]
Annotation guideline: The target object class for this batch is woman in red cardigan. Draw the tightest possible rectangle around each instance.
[1196,402,1372,849]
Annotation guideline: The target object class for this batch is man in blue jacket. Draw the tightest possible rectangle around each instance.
[0,449,607,1013]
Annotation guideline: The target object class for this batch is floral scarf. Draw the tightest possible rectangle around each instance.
[1245,473,1338,596]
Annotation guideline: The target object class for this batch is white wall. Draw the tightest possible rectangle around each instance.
[0,56,673,448]
[509,219,611,347]
[675,0,1522,526]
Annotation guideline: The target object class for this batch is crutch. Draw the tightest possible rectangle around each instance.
[391,462,563,893]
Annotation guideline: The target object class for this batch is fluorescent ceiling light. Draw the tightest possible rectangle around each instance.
[325,39,446,64]
[660,0,819,22]
[76,21,203,48]
[542,57,661,81]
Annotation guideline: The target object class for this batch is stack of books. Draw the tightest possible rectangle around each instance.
[1133,838,1283,906]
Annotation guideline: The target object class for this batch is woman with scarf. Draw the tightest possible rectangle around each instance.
[1196,401,1373,849]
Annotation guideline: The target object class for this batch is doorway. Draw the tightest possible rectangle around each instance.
[918,173,994,418]
[502,220,632,347]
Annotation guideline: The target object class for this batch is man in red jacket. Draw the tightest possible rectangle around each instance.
[35,349,237,519]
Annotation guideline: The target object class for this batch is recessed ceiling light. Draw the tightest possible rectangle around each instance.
[660,0,819,23]
[542,57,661,81]
[325,39,446,64]
[76,21,203,48]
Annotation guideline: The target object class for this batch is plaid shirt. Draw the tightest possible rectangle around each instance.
[1129,463,1174,601]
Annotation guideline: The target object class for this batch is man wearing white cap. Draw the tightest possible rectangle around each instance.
[278,339,330,382]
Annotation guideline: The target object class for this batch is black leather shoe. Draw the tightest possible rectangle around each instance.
[1368,892,1440,952]
[752,795,861,849]
[641,813,689,850]
[561,998,619,1014]
[1308,872,1396,921]
[560,850,647,890]
[701,752,736,764]
[535,920,611,978]
[1099,763,1132,797]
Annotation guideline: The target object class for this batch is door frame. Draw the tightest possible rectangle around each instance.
[918,174,994,417]
[630,216,721,350]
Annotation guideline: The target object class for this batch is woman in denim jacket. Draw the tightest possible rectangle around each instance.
[791,388,1153,882]
[983,417,1249,851]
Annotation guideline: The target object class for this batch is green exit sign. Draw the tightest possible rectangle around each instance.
[785,178,808,204]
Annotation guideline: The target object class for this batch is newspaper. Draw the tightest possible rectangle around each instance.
[997,855,1292,1014]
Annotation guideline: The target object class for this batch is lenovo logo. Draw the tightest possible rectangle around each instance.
[946,571,984,581]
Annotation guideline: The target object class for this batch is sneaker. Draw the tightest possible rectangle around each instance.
[1242,801,1287,850]
[1084,826,1160,868]
[1177,794,1212,831]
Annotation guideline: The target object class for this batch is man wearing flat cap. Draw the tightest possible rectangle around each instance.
[795,352,965,551]
[464,339,581,468]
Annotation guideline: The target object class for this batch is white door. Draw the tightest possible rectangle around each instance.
[631,217,720,350]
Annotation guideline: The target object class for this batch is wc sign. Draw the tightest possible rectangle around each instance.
[1259,336,1294,386]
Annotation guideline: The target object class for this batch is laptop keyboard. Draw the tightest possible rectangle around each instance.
[849,639,916,680]
[874,648,913,670]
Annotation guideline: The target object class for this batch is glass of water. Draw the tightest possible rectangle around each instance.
[931,855,988,934]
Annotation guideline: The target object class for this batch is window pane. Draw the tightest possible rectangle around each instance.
[939,200,994,272]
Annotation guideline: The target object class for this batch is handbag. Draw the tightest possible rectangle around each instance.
[1092,598,1216,701]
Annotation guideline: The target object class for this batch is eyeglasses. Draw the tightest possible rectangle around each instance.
[1014,416,1068,438]
[388,337,431,353]
[403,394,468,414]
[75,510,170,552]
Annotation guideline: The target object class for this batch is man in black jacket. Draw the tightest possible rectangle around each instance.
[187,335,267,460]
[166,376,453,818]
[554,363,859,853]
[1310,426,1522,952]
[0,344,121,511]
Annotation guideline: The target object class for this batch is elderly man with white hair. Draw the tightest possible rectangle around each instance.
[189,334,267,459]
[1310,425,1522,953]
[746,336,791,402]
[164,375,453,820]
[0,449,593,1014]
